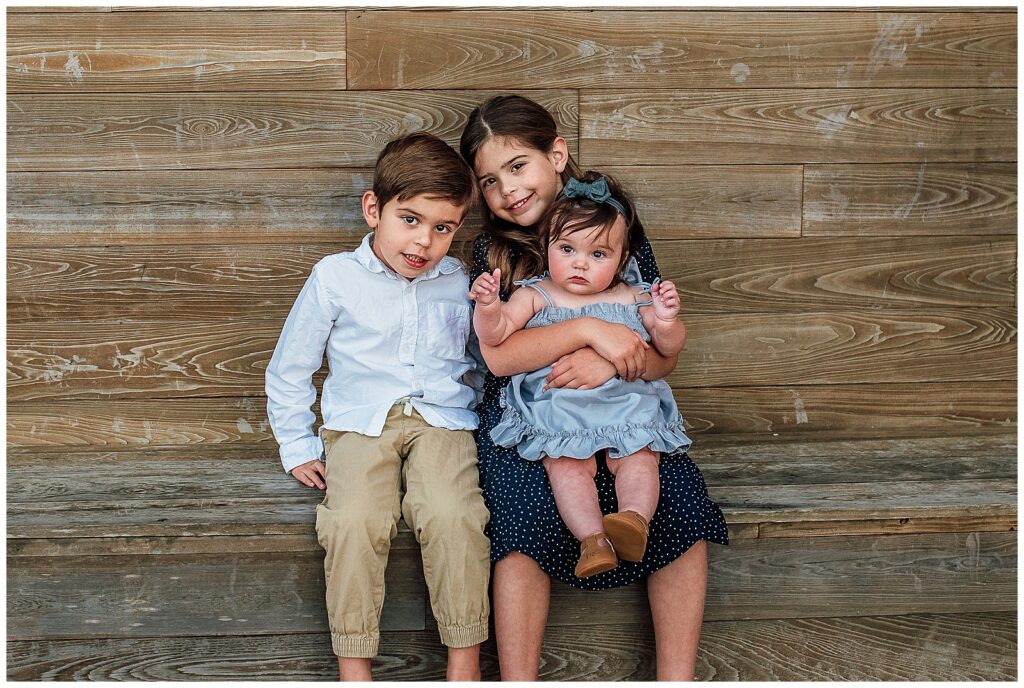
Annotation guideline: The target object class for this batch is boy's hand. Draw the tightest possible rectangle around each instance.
[291,459,326,490]
[469,269,501,306]
[651,280,681,322]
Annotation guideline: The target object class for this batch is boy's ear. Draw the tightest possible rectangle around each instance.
[361,190,381,228]
[548,136,569,174]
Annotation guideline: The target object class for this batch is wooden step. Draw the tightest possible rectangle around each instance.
[7,612,1017,681]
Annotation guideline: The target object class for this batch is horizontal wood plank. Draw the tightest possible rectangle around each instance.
[7,532,1016,639]
[7,11,345,92]
[7,382,1016,449]
[7,90,577,171]
[10,235,1012,322]
[8,307,1013,400]
[6,612,1018,680]
[7,548,426,640]
[348,11,1016,89]
[580,89,1016,165]
[5,165,802,247]
[804,163,1017,236]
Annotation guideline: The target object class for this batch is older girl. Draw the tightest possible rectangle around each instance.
[460,94,728,681]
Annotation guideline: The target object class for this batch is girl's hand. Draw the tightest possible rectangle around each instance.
[588,321,649,381]
[543,348,617,392]
[291,459,326,490]
[651,280,681,322]
[469,269,501,306]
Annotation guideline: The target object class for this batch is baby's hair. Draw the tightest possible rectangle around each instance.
[373,132,476,212]
[539,171,645,286]
[459,95,582,293]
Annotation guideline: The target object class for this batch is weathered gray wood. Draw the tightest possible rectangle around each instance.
[6,612,1018,680]
[7,382,1016,449]
[5,165,801,247]
[580,89,1017,165]
[6,170,373,246]
[347,11,1016,89]
[11,234,1012,322]
[804,163,1017,236]
[7,307,1015,401]
[6,532,1016,639]
[6,90,577,171]
[6,548,426,640]
[7,11,345,92]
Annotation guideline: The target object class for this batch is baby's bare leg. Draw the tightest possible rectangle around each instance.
[542,455,603,540]
[606,448,661,521]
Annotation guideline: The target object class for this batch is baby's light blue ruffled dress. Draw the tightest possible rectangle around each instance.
[490,259,692,461]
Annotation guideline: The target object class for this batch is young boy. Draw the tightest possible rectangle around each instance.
[265,133,490,681]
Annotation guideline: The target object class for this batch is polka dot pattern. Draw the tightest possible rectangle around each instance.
[471,234,730,590]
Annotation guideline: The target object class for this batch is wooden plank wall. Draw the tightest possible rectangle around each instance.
[6,6,1018,680]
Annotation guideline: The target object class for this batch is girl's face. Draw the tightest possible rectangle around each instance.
[473,136,568,229]
[547,216,627,296]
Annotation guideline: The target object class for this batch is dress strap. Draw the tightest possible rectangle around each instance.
[513,274,555,308]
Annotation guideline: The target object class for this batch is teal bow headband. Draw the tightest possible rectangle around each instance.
[561,176,630,221]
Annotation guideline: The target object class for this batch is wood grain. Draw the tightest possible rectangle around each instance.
[11,234,1011,323]
[7,532,1016,638]
[677,382,1016,438]
[5,165,800,247]
[6,170,374,247]
[7,548,426,640]
[580,89,1017,165]
[7,90,577,171]
[804,163,1017,236]
[347,11,1016,89]
[7,307,1014,401]
[6,613,1017,680]
[7,11,345,92]
[7,382,1016,449]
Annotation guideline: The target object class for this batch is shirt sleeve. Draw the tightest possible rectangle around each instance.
[265,261,339,474]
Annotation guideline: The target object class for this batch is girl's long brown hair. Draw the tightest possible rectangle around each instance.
[459,95,580,293]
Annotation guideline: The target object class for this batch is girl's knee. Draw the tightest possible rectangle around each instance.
[607,448,660,475]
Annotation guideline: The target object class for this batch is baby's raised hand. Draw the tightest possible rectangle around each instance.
[651,280,680,321]
[469,269,501,306]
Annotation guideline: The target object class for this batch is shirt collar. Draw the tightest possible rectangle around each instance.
[354,232,462,281]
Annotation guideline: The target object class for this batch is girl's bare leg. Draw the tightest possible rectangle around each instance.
[647,539,708,681]
[542,455,603,540]
[606,448,660,521]
[493,552,550,680]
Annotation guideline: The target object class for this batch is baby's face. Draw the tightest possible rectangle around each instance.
[363,192,465,279]
[547,216,627,296]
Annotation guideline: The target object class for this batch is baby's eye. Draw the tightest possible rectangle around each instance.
[592,251,606,259]
[402,216,418,225]
[558,245,573,254]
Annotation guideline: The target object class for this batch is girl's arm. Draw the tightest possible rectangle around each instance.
[481,317,649,379]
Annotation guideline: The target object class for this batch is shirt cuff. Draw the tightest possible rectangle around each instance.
[280,435,325,474]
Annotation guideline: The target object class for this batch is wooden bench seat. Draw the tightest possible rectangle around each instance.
[7,432,1016,680]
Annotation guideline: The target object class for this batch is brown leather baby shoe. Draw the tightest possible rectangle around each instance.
[602,511,650,562]
[575,533,618,578]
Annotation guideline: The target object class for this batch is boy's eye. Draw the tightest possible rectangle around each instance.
[435,225,452,234]
[402,216,417,225]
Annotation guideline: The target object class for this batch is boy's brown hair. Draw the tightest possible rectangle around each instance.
[372,132,477,214]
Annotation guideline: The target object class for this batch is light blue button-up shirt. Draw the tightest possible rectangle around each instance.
[266,232,479,473]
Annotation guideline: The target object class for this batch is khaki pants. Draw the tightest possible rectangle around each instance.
[314,404,491,658]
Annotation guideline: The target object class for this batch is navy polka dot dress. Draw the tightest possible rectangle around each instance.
[471,234,729,590]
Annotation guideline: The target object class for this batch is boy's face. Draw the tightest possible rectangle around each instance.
[361,192,466,279]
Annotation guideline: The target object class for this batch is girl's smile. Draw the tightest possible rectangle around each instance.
[474,136,568,227]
